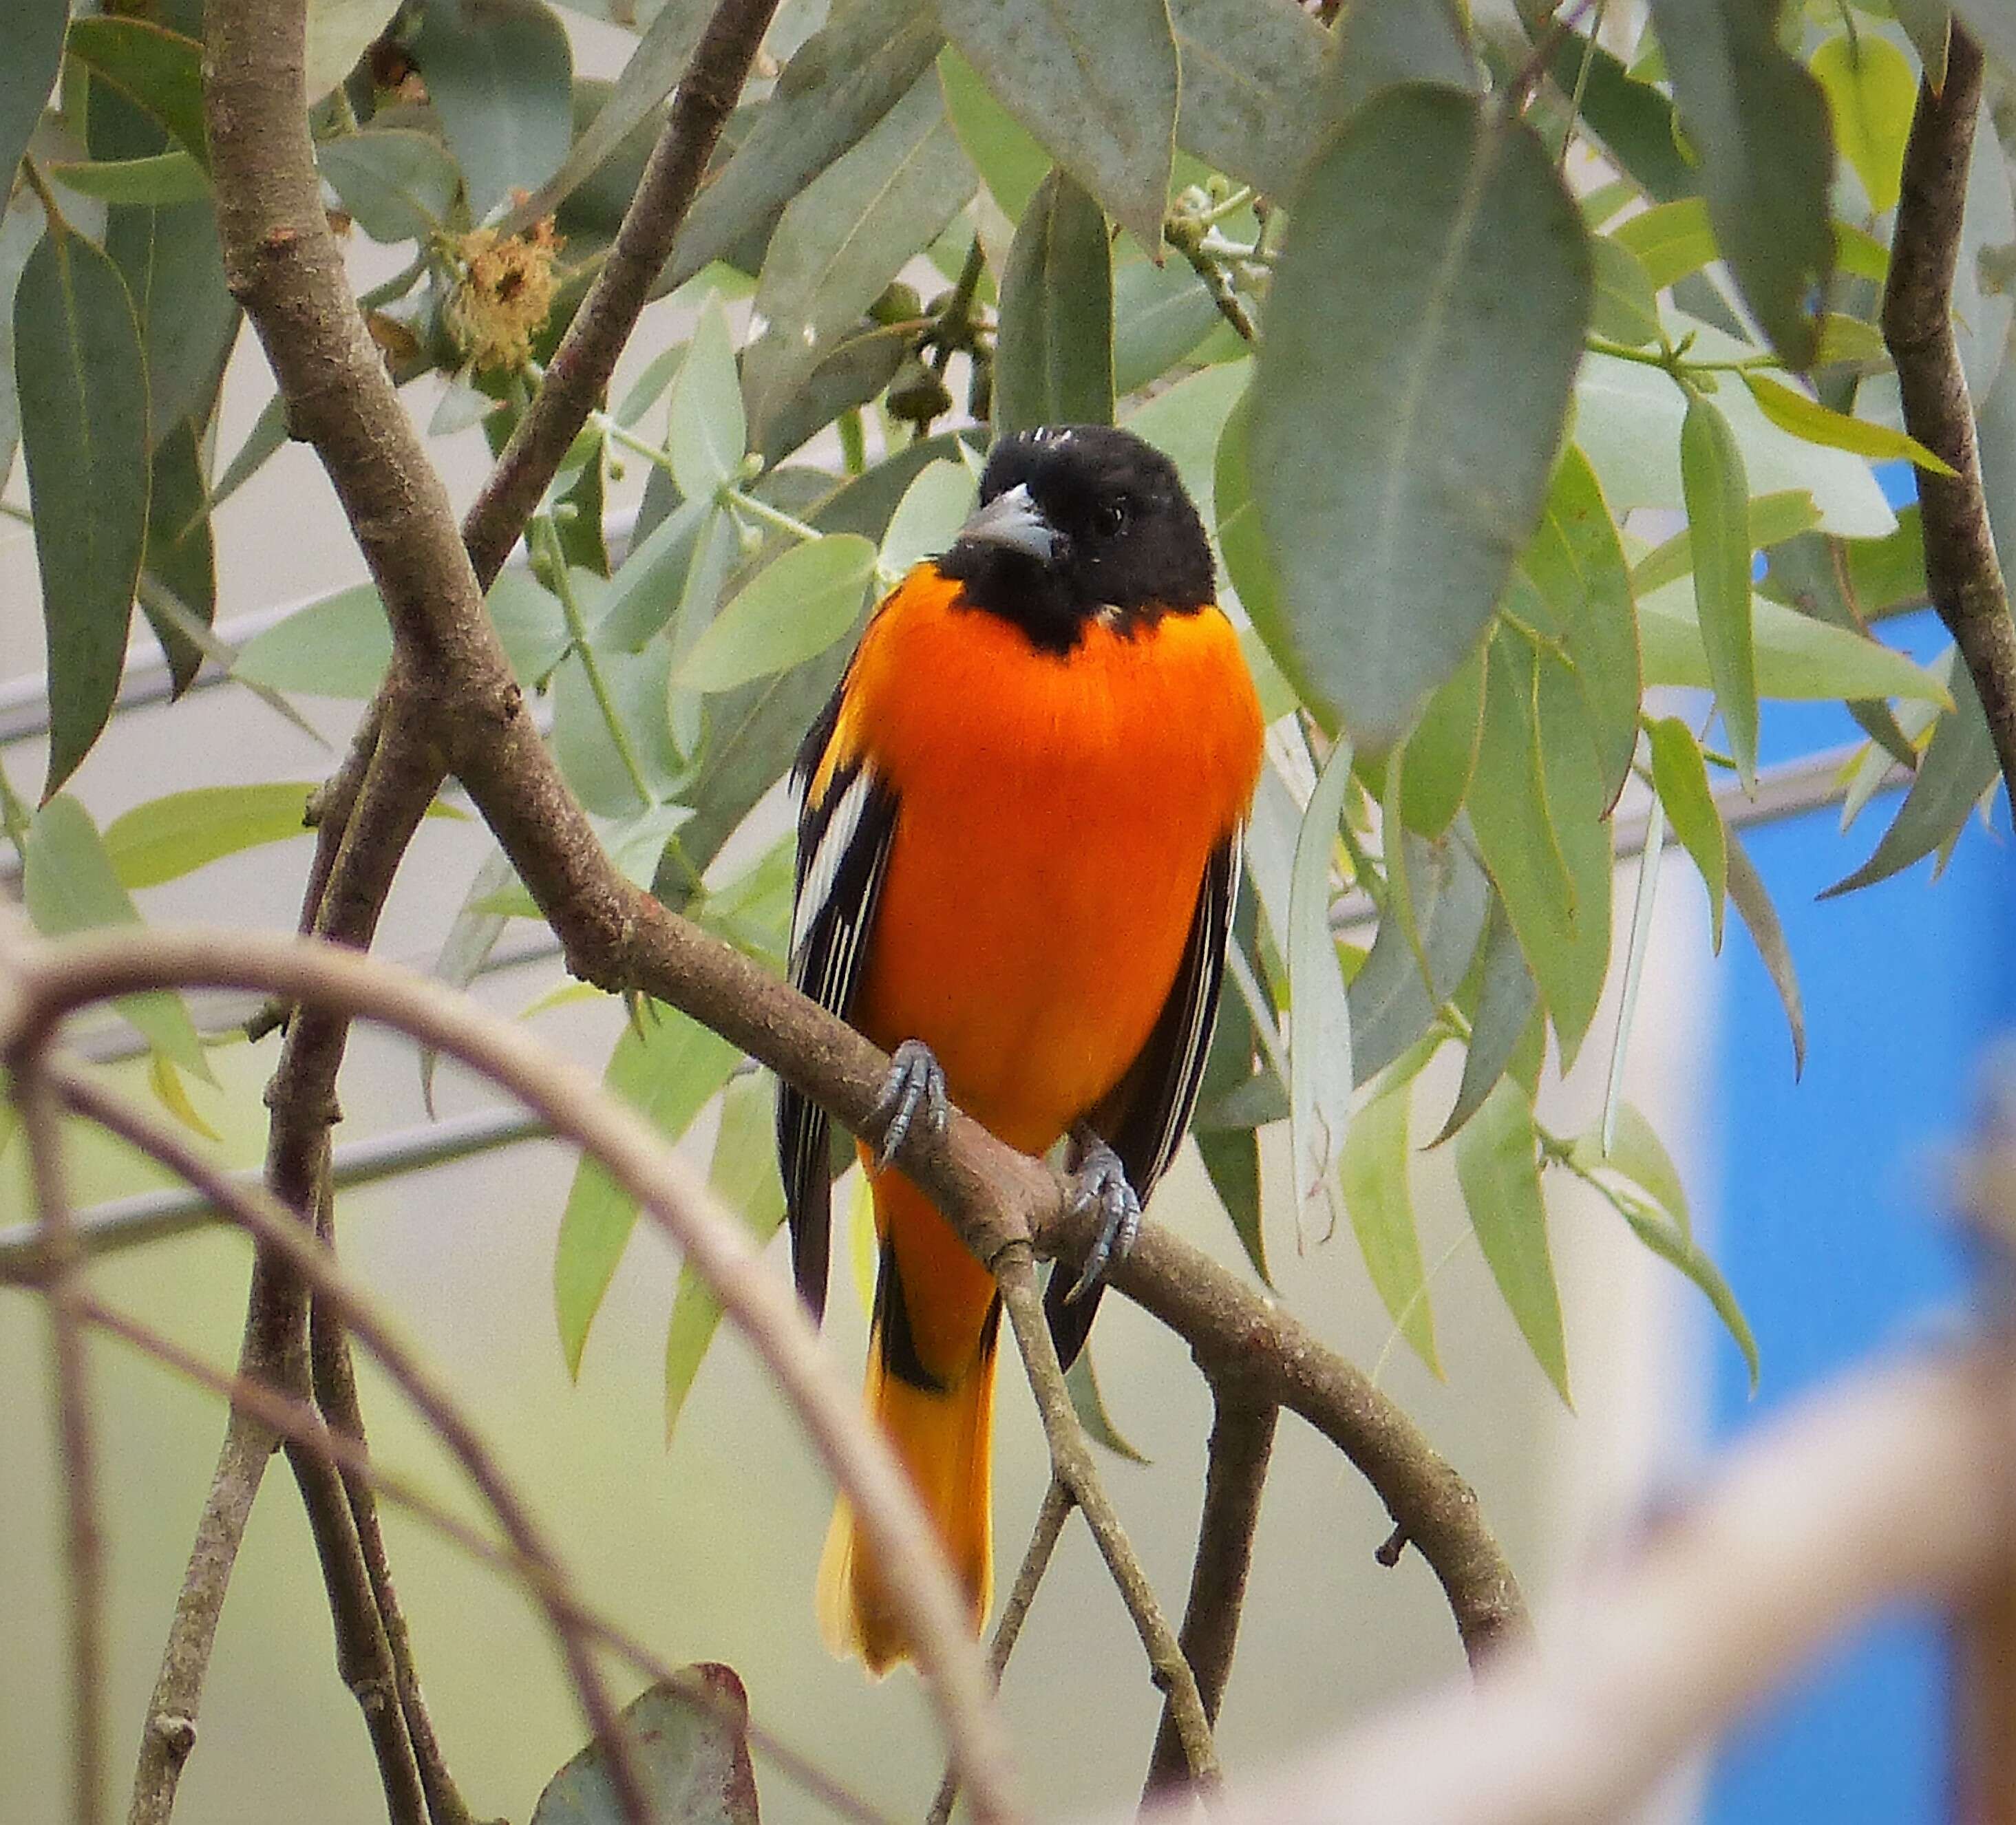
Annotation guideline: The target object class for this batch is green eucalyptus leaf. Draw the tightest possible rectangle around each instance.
[1648,715,1726,952]
[666,0,944,293]
[1580,1103,1694,1237]
[994,165,1116,437]
[1453,1078,1568,1402]
[938,0,1178,251]
[1251,85,1591,750]
[1286,740,1357,1238]
[1726,829,1805,1076]
[1825,666,2000,898]
[1741,372,1956,478]
[405,0,574,220]
[23,795,213,1080]
[308,0,403,100]
[47,152,210,208]
[1397,645,1485,839]
[1890,0,1951,89]
[1644,0,1833,367]
[1680,393,1759,787]
[1634,491,1822,597]
[319,129,463,242]
[1589,235,1660,348]
[1340,1066,1441,1376]
[553,630,679,817]
[3,0,67,189]
[666,294,745,503]
[1608,1193,1759,1392]
[1609,198,1717,292]
[1434,893,1538,1145]
[880,459,976,579]
[1112,255,1222,397]
[531,1667,758,1825]
[1467,631,1611,1068]
[741,78,975,447]
[1348,831,1487,1085]
[665,1072,786,1438]
[141,419,216,694]
[1542,29,1695,203]
[555,1007,741,1376]
[1122,358,1249,530]
[1065,1345,1150,1463]
[1322,0,1477,120]
[677,533,877,694]
[754,321,911,470]
[1167,0,1327,196]
[65,17,209,172]
[937,44,1050,221]
[234,582,390,698]
[17,221,150,798]
[0,185,47,490]
[1193,886,1269,1283]
[1810,32,1915,216]
[102,782,319,888]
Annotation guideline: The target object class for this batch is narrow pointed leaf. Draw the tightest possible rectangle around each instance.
[1065,1347,1151,1462]
[677,534,876,693]
[3,0,69,188]
[938,0,1178,250]
[65,17,209,173]
[1741,372,1957,478]
[1251,87,1591,749]
[1341,1067,1441,1376]
[1648,715,1726,951]
[1633,490,1821,597]
[17,224,150,797]
[1397,645,1485,838]
[1348,831,1487,1084]
[666,295,745,503]
[994,166,1115,437]
[1453,1078,1568,1402]
[1286,740,1357,1235]
[142,419,217,694]
[1726,829,1805,1076]
[1435,895,1538,1144]
[1645,0,1833,367]
[937,45,1051,221]
[103,782,317,888]
[1680,394,1758,787]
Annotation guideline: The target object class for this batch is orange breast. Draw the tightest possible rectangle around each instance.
[832,570,1264,1156]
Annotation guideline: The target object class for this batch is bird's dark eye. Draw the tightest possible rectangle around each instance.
[1094,498,1129,537]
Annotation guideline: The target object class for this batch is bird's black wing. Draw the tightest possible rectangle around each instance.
[1046,831,1242,1368]
[776,693,899,1323]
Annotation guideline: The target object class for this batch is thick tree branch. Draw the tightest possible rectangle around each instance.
[1144,1378,1280,1800]
[8,927,1020,1825]
[995,1246,1220,1787]
[1882,28,2016,808]
[12,1054,105,1825]
[463,0,784,586]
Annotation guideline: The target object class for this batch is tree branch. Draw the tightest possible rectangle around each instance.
[1144,1378,1279,1800]
[70,1298,895,1825]
[1136,1354,2016,1825]
[994,1246,1219,1786]
[926,1477,1076,1825]
[1882,26,2016,807]
[10,927,1020,1825]
[461,0,785,586]
[12,1052,105,1825]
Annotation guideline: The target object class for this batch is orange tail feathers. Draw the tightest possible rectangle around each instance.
[819,1167,1001,1674]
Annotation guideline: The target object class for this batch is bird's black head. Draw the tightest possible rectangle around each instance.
[937,425,1215,654]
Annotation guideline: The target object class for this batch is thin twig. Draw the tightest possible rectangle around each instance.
[12,927,1020,1825]
[1882,27,2016,809]
[462,0,785,587]
[74,1298,895,1825]
[993,1245,1219,1786]
[1144,1380,1280,1800]
[54,1062,652,1825]
[926,1477,1076,1825]
[14,1055,106,1825]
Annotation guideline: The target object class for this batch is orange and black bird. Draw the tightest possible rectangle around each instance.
[778,424,1265,1672]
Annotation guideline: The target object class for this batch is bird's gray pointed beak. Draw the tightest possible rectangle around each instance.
[955,482,1057,561]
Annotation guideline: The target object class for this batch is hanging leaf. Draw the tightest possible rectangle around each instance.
[1112,254,1222,396]
[741,79,975,445]
[1434,894,1538,1145]
[1810,32,1916,217]
[879,460,977,579]
[23,796,213,1082]
[1824,668,2000,898]
[1633,491,1822,597]
[1250,86,1591,750]
[1340,1063,1441,1376]
[1166,0,1326,198]
[665,0,945,293]
[1726,830,1805,1077]
[2,0,67,189]
[102,782,319,888]
[937,45,1051,222]
[1193,887,1270,1283]
[994,166,1116,438]
[666,295,745,504]
[1453,1078,1568,1402]
[1644,0,1834,367]
[938,0,1178,251]
[1467,632,1611,1069]
[555,1007,741,1376]
[1397,647,1485,839]
[1347,831,1487,1085]
[1679,393,1759,788]
[1541,30,1695,204]
[17,220,151,798]
[1589,235,1659,348]
[1583,1104,1694,1238]
[531,1667,759,1825]
[319,130,464,244]
[142,420,217,694]
[1286,740,1358,1238]
[1647,716,1726,952]
[1322,0,1478,120]
[405,0,575,220]
[665,1072,787,1438]
[676,534,877,694]
[1065,1346,1151,1463]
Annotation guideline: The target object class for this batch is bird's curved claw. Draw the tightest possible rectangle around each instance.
[1064,1138,1142,1304]
[871,1038,950,1171]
